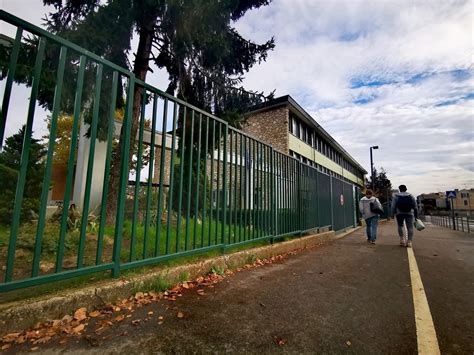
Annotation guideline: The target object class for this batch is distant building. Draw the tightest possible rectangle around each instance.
[417,192,447,214]
[452,189,474,215]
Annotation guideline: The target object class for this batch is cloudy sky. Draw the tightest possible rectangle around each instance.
[1,0,473,196]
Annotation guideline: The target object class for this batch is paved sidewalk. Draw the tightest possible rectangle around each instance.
[8,220,474,354]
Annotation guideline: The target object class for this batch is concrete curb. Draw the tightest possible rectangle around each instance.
[0,227,361,336]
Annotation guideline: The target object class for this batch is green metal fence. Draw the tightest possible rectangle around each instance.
[0,10,359,292]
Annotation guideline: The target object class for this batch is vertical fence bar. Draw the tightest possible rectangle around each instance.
[243,136,248,241]
[130,89,147,261]
[330,176,334,230]
[221,124,228,247]
[201,116,209,247]
[0,28,22,148]
[155,98,168,256]
[166,103,179,255]
[184,109,195,251]
[228,130,233,244]
[97,71,119,264]
[270,147,276,241]
[32,46,68,276]
[193,114,202,248]
[215,123,221,245]
[56,56,86,272]
[5,38,46,282]
[142,94,158,259]
[176,107,188,252]
[77,63,103,269]
[208,120,215,246]
[112,75,135,277]
[234,132,239,243]
[239,133,244,242]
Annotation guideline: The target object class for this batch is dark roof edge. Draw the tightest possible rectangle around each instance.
[246,95,367,174]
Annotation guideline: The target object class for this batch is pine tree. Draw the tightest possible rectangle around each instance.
[41,0,275,222]
[0,126,47,224]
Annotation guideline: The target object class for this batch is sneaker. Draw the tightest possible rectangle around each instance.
[406,240,412,248]
[371,240,376,244]
[399,238,405,246]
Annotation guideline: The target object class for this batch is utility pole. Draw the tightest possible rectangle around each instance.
[370,146,379,190]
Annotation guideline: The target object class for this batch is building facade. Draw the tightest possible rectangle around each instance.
[242,95,366,188]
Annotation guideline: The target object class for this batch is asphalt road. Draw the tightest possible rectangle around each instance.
[13,220,474,354]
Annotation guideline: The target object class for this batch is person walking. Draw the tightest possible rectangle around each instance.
[359,189,383,244]
[391,184,418,247]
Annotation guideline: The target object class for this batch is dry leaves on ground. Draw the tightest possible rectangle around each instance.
[0,248,300,350]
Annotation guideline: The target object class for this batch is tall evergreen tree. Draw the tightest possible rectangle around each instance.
[366,167,392,204]
[41,0,275,221]
[0,126,47,224]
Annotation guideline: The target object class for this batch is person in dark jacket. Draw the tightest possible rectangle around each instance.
[359,189,383,244]
[391,184,418,247]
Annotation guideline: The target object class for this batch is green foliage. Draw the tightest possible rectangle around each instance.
[366,167,392,204]
[132,276,172,294]
[171,154,210,217]
[0,126,46,224]
[210,264,225,276]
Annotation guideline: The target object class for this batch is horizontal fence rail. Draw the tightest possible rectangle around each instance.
[0,10,359,292]
[422,215,473,234]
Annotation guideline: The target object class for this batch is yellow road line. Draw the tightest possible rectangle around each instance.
[407,247,440,355]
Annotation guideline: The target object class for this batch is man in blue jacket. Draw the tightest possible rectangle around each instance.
[391,185,418,247]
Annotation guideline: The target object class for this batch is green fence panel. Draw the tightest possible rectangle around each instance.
[0,10,364,292]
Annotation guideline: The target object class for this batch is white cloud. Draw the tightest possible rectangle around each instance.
[234,0,473,195]
[1,0,473,196]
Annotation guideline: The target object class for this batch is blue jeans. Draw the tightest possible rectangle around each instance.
[396,214,414,240]
[365,216,379,241]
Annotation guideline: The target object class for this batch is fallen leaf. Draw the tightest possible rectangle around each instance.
[59,338,68,345]
[31,346,39,351]
[147,311,154,316]
[74,307,87,321]
[134,292,144,300]
[158,316,164,320]
[158,321,163,325]
[346,340,352,346]
[89,310,101,318]
[1,344,11,350]
[131,320,141,326]
[114,315,125,322]
[62,315,74,323]
[33,336,51,345]
[72,324,85,334]
[274,336,287,346]
[2,332,22,343]
[114,306,121,312]
[177,312,184,318]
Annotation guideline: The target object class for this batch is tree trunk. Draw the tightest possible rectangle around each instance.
[106,26,154,225]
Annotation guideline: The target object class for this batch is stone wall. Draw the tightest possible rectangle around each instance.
[242,106,289,154]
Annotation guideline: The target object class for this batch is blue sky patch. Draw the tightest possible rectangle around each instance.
[350,77,396,88]
[450,68,471,81]
[353,96,377,105]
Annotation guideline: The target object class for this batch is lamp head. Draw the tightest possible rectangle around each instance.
[371,145,379,150]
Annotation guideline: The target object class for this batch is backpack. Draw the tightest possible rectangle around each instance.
[396,195,414,213]
[370,201,384,215]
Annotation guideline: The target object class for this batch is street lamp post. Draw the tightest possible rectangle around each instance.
[370,146,379,190]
